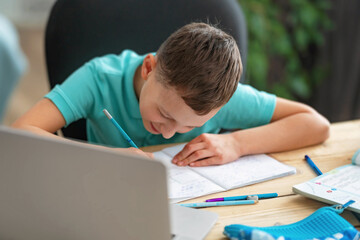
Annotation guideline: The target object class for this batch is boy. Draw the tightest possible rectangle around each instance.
[12,23,330,167]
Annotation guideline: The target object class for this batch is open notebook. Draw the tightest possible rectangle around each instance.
[293,149,360,214]
[154,144,296,203]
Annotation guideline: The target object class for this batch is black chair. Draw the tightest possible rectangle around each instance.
[45,0,248,141]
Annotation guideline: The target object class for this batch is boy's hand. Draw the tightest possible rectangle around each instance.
[116,147,154,159]
[172,133,240,167]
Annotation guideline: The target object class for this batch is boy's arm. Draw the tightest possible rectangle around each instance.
[231,97,330,155]
[12,98,66,137]
[172,97,330,167]
[11,98,153,158]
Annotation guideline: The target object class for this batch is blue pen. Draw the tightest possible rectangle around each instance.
[305,155,322,175]
[103,109,138,148]
[179,200,258,208]
[205,193,278,202]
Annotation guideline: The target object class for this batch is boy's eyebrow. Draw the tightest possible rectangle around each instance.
[160,107,201,128]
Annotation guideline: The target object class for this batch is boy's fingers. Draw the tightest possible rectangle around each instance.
[187,135,204,144]
[138,150,153,159]
[172,142,206,163]
[176,149,213,166]
[128,147,154,159]
[189,157,220,167]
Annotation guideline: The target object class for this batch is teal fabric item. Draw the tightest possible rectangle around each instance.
[0,15,27,121]
[224,204,360,240]
[45,50,276,148]
[352,149,360,165]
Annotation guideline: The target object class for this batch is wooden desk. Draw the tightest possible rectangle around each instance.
[143,120,360,239]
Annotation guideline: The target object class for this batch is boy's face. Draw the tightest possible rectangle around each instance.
[138,56,220,139]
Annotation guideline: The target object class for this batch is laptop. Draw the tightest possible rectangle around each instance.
[0,126,217,240]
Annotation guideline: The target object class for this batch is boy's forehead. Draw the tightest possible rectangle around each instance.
[152,76,220,126]
[158,88,219,126]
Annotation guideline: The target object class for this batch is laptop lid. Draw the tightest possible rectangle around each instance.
[0,126,171,240]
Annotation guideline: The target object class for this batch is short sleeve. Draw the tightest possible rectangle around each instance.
[45,62,97,127]
[213,84,276,129]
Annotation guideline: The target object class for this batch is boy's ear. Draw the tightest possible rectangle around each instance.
[141,54,157,80]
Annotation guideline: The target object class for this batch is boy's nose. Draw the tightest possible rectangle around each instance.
[161,123,177,139]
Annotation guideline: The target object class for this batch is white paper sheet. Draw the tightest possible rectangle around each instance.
[155,144,296,202]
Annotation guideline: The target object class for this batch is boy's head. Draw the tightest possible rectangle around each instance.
[139,22,242,138]
[156,22,242,115]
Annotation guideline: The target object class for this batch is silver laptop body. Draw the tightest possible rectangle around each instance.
[0,126,217,240]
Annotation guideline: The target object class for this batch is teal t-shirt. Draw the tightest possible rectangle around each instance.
[45,50,276,148]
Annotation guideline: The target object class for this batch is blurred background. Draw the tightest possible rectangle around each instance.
[0,0,359,126]
[0,0,54,125]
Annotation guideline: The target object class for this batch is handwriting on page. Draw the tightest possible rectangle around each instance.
[154,144,295,202]
[319,166,360,193]
[153,151,223,199]
[295,165,360,211]
[192,154,296,189]
[161,143,295,189]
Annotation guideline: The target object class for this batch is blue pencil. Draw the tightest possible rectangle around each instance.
[103,109,138,148]
[179,200,258,208]
[206,193,278,202]
[305,155,322,175]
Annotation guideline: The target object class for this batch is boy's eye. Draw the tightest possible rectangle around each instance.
[159,110,171,119]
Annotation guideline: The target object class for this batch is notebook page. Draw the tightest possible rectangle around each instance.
[293,165,360,213]
[160,144,296,190]
[161,143,186,156]
[192,154,296,189]
[153,151,223,200]
[316,165,360,192]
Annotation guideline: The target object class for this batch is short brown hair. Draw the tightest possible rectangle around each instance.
[156,22,242,115]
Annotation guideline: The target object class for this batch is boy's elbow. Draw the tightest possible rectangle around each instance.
[319,119,330,142]
[11,119,24,129]
[11,121,21,129]
[314,112,330,143]
[11,119,30,131]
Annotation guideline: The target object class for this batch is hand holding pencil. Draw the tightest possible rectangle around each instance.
[115,147,153,159]
[103,109,153,159]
